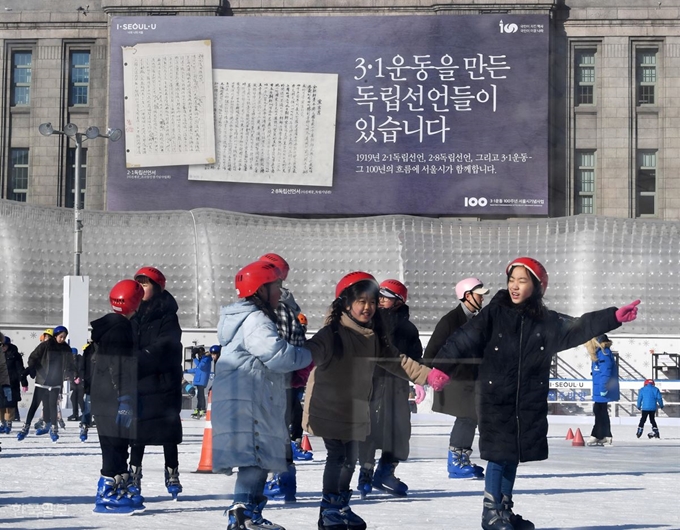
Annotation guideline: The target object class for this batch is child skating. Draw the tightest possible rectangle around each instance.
[637,379,664,439]
[432,257,640,530]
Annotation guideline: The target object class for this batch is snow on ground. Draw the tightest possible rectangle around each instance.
[0,412,679,530]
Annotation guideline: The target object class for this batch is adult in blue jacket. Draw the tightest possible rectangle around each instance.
[212,260,312,530]
[586,334,620,445]
[636,379,664,438]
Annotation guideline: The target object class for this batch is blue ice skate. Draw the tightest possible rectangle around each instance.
[372,462,408,497]
[49,426,59,442]
[165,466,182,500]
[291,439,313,461]
[35,422,51,436]
[448,448,483,479]
[93,475,137,515]
[226,498,286,530]
[79,424,88,442]
[264,464,296,503]
[16,424,29,441]
[356,467,373,499]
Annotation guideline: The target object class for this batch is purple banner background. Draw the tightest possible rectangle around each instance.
[108,15,549,215]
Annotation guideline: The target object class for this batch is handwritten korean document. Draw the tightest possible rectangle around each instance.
[122,40,216,168]
[188,69,338,187]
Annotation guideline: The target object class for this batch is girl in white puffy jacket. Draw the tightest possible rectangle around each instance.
[212,260,312,530]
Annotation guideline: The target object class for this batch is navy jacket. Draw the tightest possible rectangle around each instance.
[434,290,620,464]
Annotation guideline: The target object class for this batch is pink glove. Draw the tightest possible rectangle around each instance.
[426,368,450,391]
[22,386,28,393]
[414,384,427,404]
[616,300,640,323]
[74,378,81,385]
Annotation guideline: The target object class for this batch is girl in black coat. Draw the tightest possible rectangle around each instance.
[91,279,145,514]
[129,266,184,500]
[433,257,640,530]
[357,279,423,498]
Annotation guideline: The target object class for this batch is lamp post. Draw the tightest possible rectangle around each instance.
[39,122,122,276]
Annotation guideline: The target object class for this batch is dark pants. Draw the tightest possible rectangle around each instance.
[638,410,658,429]
[70,384,85,417]
[322,438,359,495]
[286,387,304,441]
[99,431,130,477]
[130,443,179,469]
[29,387,60,427]
[196,385,206,411]
[449,415,478,449]
[24,388,49,426]
[591,402,612,439]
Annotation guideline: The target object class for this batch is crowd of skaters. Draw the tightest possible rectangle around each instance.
[0,254,642,529]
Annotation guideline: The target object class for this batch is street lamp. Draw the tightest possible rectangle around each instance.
[39,122,122,276]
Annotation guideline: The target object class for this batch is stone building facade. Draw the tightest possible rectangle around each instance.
[1,0,678,218]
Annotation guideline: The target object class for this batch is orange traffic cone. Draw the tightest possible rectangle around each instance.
[300,433,313,452]
[572,428,585,447]
[565,428,574,440]
[195,390,213,473]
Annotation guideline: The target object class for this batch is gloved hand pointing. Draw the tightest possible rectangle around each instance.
[116,395,133,429]
[414,384,427,404]
[615,300,640,323]
[426,368,450,391]
[2,385,11,402]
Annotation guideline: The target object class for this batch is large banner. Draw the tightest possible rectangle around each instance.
[108,15,550,215]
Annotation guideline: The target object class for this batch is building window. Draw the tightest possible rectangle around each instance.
[575,151,595,214]
[8,148,29,202]
[65,147,87,208]
[576,50,596,105]
[69,50,90,106]
[11,51,32,106]
[637,49,657,105]
[637,151,656,216]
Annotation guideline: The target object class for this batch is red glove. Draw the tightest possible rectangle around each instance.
[426,368,450,391]
[291,361,315,388]
[616,300,640,323]
[414,384,427,404]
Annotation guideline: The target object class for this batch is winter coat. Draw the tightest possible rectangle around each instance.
[82,342,96,395]
[366,305,423,460]
[303,313,431,442]
[186,355,212,387]
[4,344,27,403]
[637,385,664,411]
[211,300,312,474]
[26,336,75,389]
[591,346,620,403]
[90,313,139,439]
[130,290,183,446]
[0,348,9,388]
[424,303,478,419]
[434,290,620,464]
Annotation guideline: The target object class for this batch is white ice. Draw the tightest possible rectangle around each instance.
[0,411,678,530]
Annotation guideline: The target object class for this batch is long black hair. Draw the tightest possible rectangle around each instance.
[136,278,165,318]
[507,265,547,320]
[326,280,390,359]
[247,290,279,323]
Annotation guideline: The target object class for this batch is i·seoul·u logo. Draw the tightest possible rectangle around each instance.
[499,20,518,34]
[464,197,488,207]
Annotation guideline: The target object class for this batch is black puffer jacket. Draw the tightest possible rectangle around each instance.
[4,344,28,402]
[367,306,422,460]
[434,290,620,464]
[131,290,183,445]
[90,313,138,439]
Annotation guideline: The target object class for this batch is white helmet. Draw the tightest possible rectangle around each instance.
[455,277,489,301]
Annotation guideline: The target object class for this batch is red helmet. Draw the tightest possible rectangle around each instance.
[297,312,308,326]
[644,379,655,386]
[335,271,378,299]
[506,257,549,294]
[259,253,290,281]
[135,266,166,290]
[235,261,281,298]
[379,279,408,303]
[109,279,145,315]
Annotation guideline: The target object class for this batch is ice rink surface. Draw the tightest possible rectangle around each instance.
[0,412,678,530]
